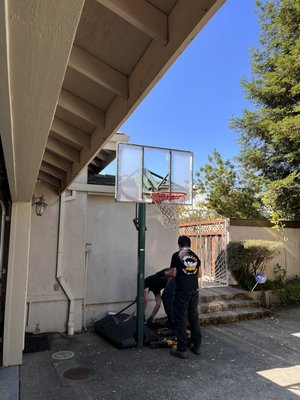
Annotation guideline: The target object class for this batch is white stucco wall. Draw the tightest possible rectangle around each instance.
[27,194,300,335]
[229,223,300,280]
[27,183,65,332]
[26,181,177,333]
[85,194,177,325]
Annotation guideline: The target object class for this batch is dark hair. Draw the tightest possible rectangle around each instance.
[178,235,191,248]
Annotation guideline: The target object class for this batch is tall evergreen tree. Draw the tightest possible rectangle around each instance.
[195,150,264,219]
[231,0,300,221]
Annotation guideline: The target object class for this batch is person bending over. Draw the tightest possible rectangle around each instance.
[144,268,169,327]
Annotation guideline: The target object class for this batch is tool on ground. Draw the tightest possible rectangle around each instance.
[150,338,177,349]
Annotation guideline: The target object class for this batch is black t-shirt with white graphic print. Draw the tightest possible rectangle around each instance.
[170,247,200,293]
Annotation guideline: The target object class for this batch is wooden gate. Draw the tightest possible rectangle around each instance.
[179,212,229,288]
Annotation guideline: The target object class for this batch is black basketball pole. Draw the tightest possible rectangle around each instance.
[136,202,146,347]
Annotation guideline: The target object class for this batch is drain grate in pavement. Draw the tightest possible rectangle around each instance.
[52,351,75,360]
[63,367,93,380]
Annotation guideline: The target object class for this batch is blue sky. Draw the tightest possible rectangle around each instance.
[104,0,260,175]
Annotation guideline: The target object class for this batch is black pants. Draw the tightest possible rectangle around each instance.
[162,279,176,329]
[174,290,202,352]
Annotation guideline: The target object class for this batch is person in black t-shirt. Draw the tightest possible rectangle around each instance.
[144,269,169,327]
[164,235,202,359]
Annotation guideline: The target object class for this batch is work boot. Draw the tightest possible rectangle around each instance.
[170,348,188,359]
[189,343,201,355]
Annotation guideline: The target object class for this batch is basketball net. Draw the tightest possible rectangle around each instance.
[151,192,186,229]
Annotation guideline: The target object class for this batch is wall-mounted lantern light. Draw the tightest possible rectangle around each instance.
[32,195,47,216]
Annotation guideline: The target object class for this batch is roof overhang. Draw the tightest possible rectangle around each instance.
[0,0,225,201]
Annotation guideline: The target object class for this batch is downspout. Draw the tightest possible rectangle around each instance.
[56,192,75,335]
[82,243,92,331]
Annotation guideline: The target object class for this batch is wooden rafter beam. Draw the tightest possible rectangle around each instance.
[69,46,128,97]
[0,0,85,201]
[40,162,66,182]
[46,137,80,163]
[38,171,61,188]
[64,0,225,189]
[88,151,116,175]
[51,118,90,149]
[58,89,105,127]
[101,151,116,165]
[96,0,168,44]
[90,158,103,167]
[91,157,105,170]
[70,124,112,180]
[93,152,107,162]
[43,151,73,173]
[88,164,100,175]
[127,0,225,112]
[100,149,112,158]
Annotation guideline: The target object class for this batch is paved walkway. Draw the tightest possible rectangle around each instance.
[15,305,300,400]
[0,365,18,400]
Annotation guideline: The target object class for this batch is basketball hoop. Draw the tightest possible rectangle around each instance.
[150,191,186,229]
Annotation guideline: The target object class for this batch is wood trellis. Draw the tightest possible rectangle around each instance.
[179,213,229,287]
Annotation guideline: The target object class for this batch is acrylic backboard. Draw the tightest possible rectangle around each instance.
[116,143,193,204]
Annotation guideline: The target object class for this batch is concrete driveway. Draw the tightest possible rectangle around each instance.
[19,306,300,400]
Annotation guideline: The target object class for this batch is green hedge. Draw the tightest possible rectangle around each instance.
[227,240,282,290]
[277,280,300,305]
[259,277,300,305]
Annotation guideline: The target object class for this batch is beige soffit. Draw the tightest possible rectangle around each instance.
[0,0,226,201]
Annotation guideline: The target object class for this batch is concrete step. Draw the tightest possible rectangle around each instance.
[200,299,260,313]
[199,307,272,326]
[199,292,252,303]
[199,287,251,303]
